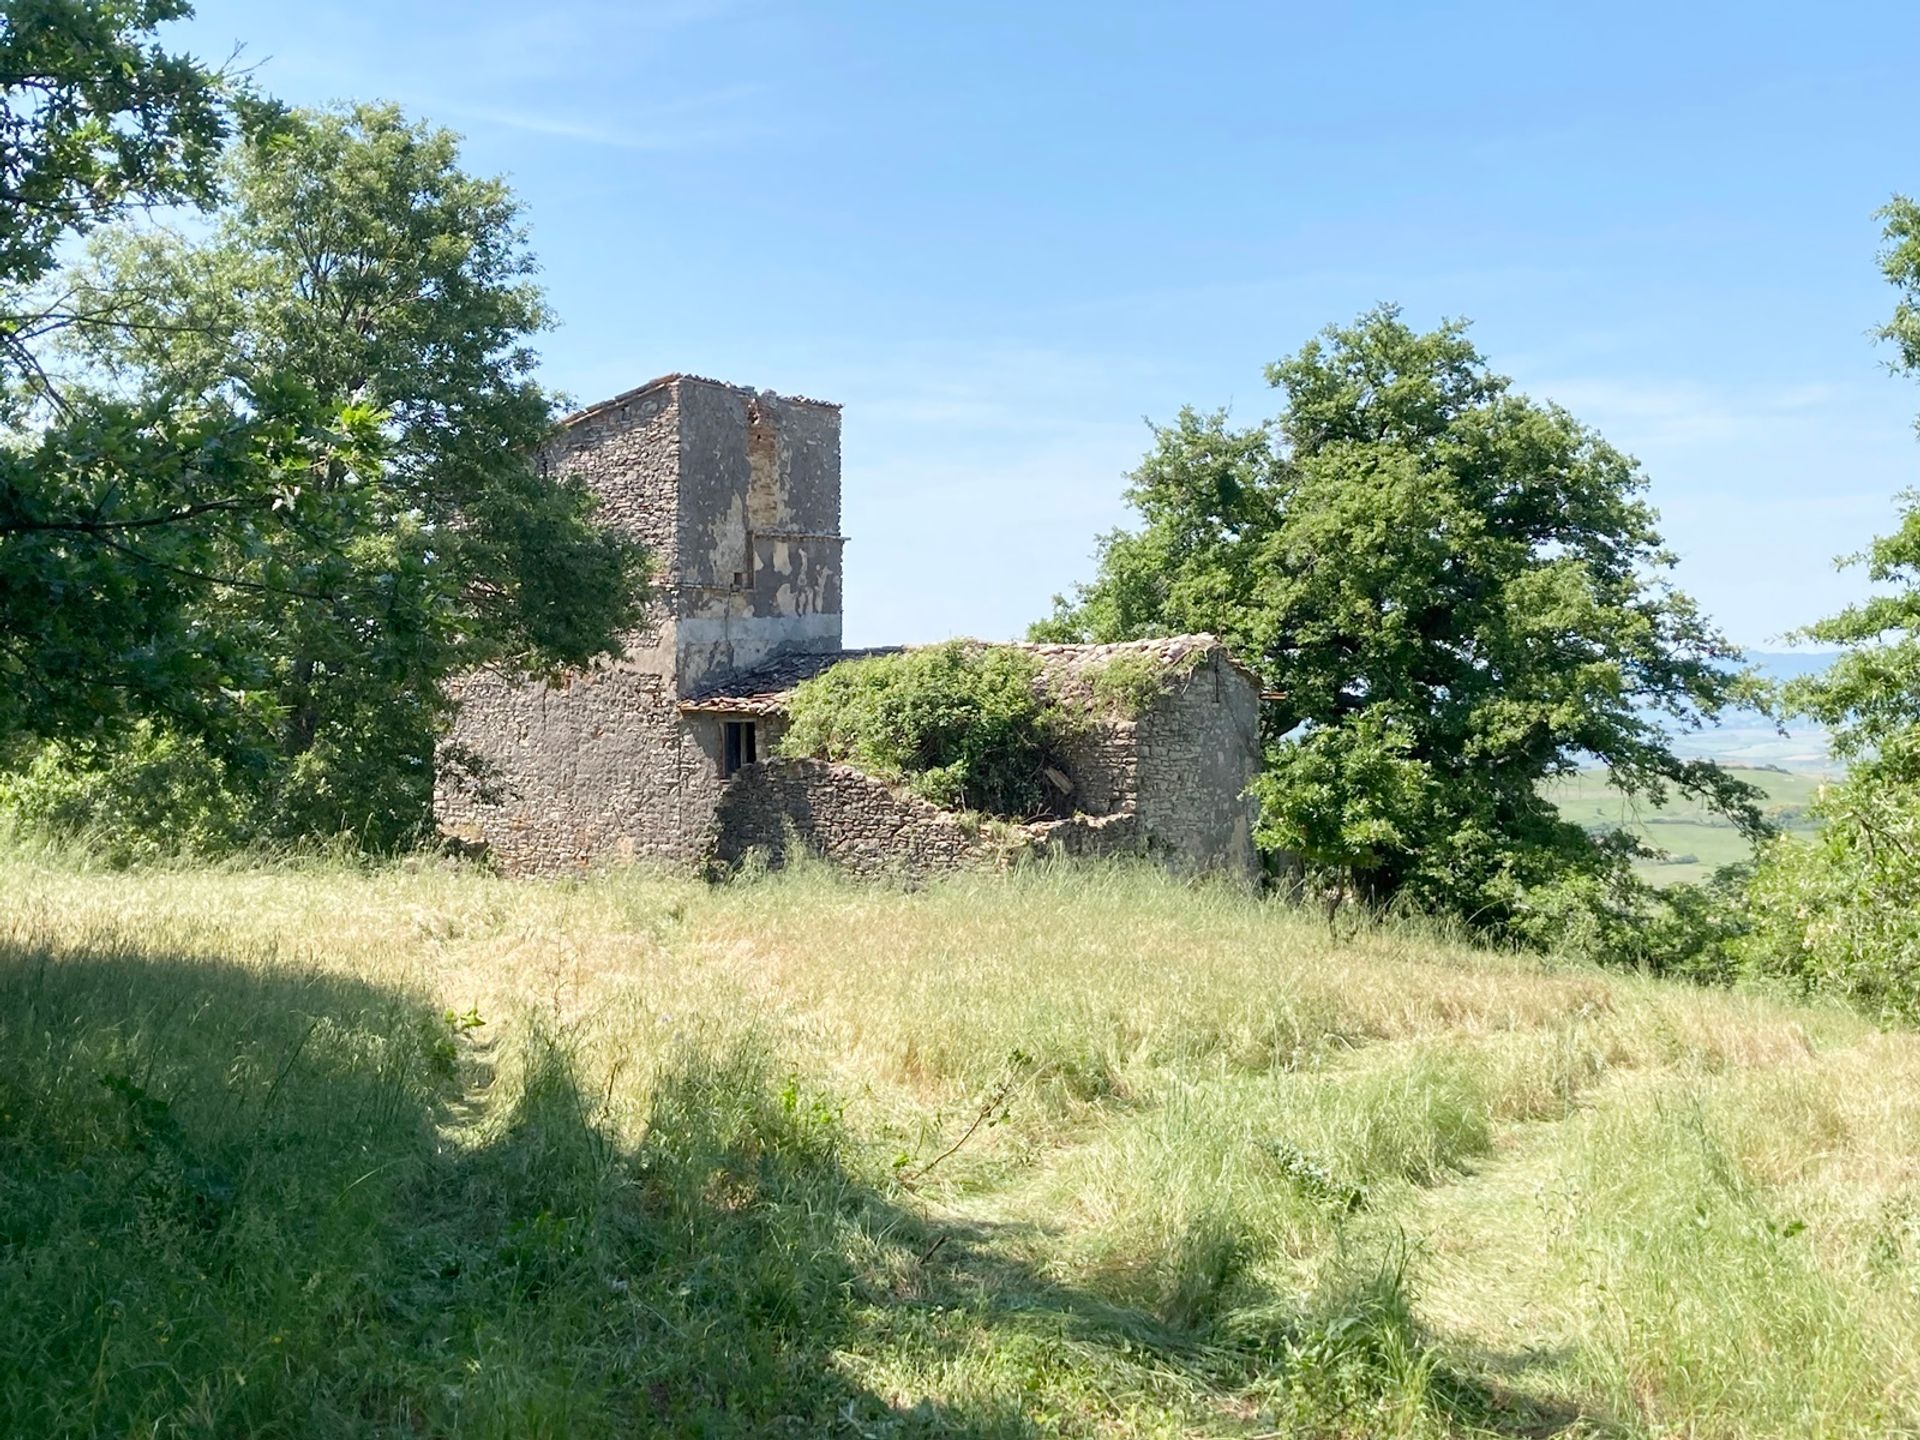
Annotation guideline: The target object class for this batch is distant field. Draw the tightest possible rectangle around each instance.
[1547,765,1831,885]
[4,853,1919,1435]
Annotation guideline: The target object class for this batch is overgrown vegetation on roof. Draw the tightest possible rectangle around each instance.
[778,641,1074,817]
[1077,646,1202,719]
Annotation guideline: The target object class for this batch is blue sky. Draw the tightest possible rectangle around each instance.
[175,0,1920,651]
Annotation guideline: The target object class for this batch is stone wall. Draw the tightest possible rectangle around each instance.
[438,670,743,873]
[1031,640,1262,875]
[1132,652,1262,873]
[1027,811,1145,861]
[439,384,690,871]
[710,758,1020,879]
[696,643,1262,885]
[1052,717,1138,816]
[537,380,682,677]
[671,381,845,694]
[710,761,1168,883]
[437,370,1263,883]
[435,375,849,873]
[442,627,1263,879]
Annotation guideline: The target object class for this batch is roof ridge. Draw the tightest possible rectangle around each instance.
[559,373,842,427]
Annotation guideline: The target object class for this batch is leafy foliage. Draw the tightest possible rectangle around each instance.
[0,0,269,751]
[71,101,650,671]
[0,717,242,861]
[0,389,381,751]
[0,0,228,330]
[779,642,1069,817]
[65,102,642,677]
[1081,647,1189,719]
[1513,857,1752,984]
[2,103,647,849]
[1738,199,1920,1021]
[1746,543,1920,1017]
[1742,791,1920,1023]
[1880,194,1920,389]
[1037,306,1764,940]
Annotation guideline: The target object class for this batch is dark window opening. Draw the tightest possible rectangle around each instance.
[722,720,758,778]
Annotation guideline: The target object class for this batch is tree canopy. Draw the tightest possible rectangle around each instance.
[68,103,645,683]
[1739,198,1920,1018]
[0,0,227,321]
[1777,196,1920,782]
[0,0,251,744]
[1036,307,1764,932]
[1,90,646,850]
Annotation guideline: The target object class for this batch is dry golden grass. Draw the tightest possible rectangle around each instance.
[4,851,1918,1436]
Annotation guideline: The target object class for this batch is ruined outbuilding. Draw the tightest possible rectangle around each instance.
[435,375,1262,879]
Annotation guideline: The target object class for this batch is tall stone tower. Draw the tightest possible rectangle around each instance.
[543,374,845,694]
[436,375,848,869]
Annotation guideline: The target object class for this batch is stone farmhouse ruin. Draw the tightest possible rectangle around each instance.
[435,375,1262,879]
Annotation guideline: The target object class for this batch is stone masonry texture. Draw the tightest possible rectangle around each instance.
[706,642,1261,883]
[434,375,1263,881]
[436,375,845,871]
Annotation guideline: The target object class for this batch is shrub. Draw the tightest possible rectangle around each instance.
[1738,778,1920,1023]
[779,642,1070,817]
[1081,649,1188,719]
[1495,840,1751,983]
[0,722,247,864]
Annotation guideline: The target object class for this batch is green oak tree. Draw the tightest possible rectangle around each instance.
[0,0,228,373]
[68,102,643,679]
[0,0,259,749]
[5,101,646,849]
[0,383,379,744]
[1035,307,1764,937]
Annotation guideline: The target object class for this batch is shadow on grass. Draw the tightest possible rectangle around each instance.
[0,937,1615,1438]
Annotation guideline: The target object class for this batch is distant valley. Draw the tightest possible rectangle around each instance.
[1658,650,1839,773]
[1548,763,1829,884]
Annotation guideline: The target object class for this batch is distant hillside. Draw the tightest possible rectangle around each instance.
[1657,650,1837,774]
[1547,763,1829,885]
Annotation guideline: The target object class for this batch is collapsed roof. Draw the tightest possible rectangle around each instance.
[676,634,1247,717]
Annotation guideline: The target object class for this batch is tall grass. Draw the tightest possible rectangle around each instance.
[1,849,1915,1435]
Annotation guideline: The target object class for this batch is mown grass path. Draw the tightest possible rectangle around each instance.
[2,854,1917,1436]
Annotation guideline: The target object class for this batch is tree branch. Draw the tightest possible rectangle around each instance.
[0,495,265,536]
[93,534,332,601]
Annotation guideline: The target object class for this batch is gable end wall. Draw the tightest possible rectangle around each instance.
[1133,654,1262,873]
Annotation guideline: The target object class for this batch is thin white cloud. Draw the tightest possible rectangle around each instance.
[245,0,749,90]
[1506,370,1918,648]
[1520,375,1841,447]
[438,85,771,152]
[203,0,765,151]
[832,344,1171,436]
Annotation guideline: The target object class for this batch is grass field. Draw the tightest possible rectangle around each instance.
[4,850,1919,1437]
[1547,765,1831,885]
